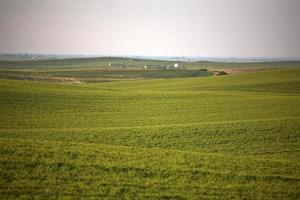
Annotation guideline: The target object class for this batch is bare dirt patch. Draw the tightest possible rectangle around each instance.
[210,67,275,75]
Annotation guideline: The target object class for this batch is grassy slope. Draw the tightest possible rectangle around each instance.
[0,69,300,199]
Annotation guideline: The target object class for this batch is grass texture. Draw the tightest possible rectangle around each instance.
[0,68,300,199]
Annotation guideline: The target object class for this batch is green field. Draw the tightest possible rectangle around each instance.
[0,61,300,199]
[1,57,300,70]
[1,57,300,82]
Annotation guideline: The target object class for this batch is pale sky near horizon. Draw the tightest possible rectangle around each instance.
[0,0,300,57]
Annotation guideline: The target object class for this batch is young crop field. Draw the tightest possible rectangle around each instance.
[0,67,300,199]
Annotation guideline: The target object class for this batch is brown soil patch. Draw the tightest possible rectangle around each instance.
[211,67,275,75]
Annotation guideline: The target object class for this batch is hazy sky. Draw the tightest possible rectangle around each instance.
[0,0,300,57]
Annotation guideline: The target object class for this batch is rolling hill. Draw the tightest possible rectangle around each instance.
[0,68,299,199]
